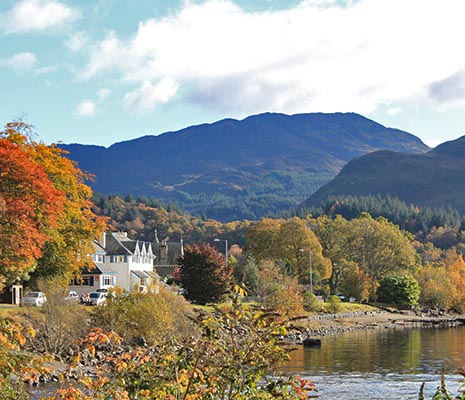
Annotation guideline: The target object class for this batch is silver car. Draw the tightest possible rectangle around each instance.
[88,292,107,306]
[20,291,47,307]
[64,290,79,303]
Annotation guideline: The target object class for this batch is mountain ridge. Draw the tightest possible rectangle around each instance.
[302,135,465,212]
[60,112,429,221]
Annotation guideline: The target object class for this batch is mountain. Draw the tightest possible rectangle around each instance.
[60,112,429,221]
[302,135,465,212]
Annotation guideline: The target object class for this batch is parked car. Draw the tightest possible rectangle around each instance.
[64,290,79,303]
[20,291,47,307]
[88,292,107,306]
[337,293,346,302]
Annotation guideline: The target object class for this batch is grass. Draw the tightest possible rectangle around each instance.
[0,304,21,317]
[193,299,378,317]
[332,302,378,313]
[193,300,257,313]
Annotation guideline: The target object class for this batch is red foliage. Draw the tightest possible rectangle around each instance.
[179,243,233,304]
[0,139,65,285]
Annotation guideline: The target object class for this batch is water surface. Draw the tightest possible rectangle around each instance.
[283,326,465,399]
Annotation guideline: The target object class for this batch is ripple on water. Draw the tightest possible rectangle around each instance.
[305,373,462,400]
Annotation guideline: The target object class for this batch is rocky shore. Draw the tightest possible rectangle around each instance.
[283,308,464,345]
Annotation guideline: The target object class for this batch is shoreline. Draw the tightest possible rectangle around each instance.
[284,308,464,344]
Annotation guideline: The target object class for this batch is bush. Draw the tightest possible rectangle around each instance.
[50,304,316,399]
[92,285,195,345]
[255,261,304,318]
[303,291,325,312]
[377,275,421,307]
[21,285,89,357]
[326,295,343,313]
[179,243,234,305]
[0,317,40,399]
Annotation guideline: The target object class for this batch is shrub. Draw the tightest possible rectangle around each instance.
[377,275,421,307]
[179,243,234,305]
[21,285,89,358]
[326,295,343,313]
[92,285,195,345]
[50,304,316,399]
[0,316,46,399]
[255,261,304,318]
[303,291,325,312]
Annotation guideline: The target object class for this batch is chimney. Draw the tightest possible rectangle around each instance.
[154,230,160,243]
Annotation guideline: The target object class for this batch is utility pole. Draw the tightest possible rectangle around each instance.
[214,238,228,266]
[299,248,313,293]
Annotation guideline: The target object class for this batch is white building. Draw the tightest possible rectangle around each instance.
[69,231,157,295]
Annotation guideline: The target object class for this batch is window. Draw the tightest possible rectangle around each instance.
[70,276,93,286]
[94,254,104,263]
[102,276,113,286]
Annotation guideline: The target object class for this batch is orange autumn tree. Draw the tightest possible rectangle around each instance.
[0,121,106,287]
[0,139,64,289]
[417,264,455,309]
[31,143,106,284]
[446,253,465,312]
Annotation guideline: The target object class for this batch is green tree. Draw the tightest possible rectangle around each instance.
[310,214,351,295]
[179,243,233,304]
[377,275,421,306]
[234,254,260,295]
[344,213,418,298]
[92,286,195,346]
[276,217,331,284]
[246,217,331,285]
[245,218,282,260]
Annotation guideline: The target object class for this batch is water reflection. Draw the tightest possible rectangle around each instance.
[284,326,465,399]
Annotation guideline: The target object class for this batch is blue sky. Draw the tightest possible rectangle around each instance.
[1,0,465,147]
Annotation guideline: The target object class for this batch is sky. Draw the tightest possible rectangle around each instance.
[1,0,465,148]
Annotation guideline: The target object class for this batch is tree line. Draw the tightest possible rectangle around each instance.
[178,212,465,312]
[92,190,465,311]
[298,194,464,244]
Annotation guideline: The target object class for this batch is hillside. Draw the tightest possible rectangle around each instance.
[60,112,428,221]
[302,135,465,212]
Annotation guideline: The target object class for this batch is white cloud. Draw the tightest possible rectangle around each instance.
[386,107,402,116]
[123,79,179,113]
[35,65,58,75]
[66,31,89,52]
[80,0,465,116]
[97,88,111,101]
[0,52,37,71]
[0,0,80,34]
[75,100,97,117]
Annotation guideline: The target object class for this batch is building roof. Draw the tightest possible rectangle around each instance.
[153,241,183,266]
[103,231,153,257]
[81,263,119,275]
